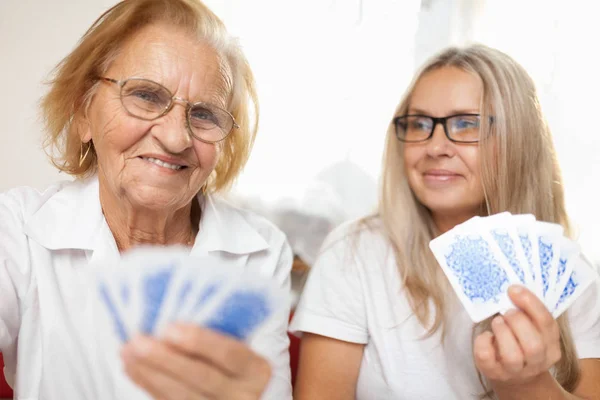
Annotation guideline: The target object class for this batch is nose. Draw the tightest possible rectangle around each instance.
[151,100,193,154]
[425,122,455,158]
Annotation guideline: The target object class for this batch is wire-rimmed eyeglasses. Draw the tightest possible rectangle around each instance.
[98,77,238,143]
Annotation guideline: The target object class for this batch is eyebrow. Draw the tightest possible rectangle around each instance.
[407,108,480,116]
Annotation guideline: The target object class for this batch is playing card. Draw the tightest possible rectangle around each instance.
[191,274,287,341]
[532,221,564,300]
[429,222,522,323]
[174,267,229,322]
[122,247,190,335]
[153,255,229,336]
[551,254,598,318]
[476,213,530,286]
[513,215,543,298]
[94,265,135,342]
[545,238,579,311]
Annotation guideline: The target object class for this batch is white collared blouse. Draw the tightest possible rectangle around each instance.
[0,176,293,400]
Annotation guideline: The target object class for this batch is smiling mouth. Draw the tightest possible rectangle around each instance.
[139,156,187,171]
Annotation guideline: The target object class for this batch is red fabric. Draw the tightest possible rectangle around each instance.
[288,331,300,388]
[288,311,300,389]
[0,353,13,397]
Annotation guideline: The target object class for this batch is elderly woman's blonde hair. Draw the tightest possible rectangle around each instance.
[41,0,258,193]
[374,44,580,396]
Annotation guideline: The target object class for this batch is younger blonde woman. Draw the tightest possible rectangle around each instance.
[290,45,600,399]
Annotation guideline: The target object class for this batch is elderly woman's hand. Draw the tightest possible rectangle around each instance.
[473,285,562,389]
[121,324,272,400]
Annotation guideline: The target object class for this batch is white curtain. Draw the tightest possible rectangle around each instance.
[416,0,600,263]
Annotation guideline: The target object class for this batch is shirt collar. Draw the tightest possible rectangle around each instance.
[23,176,269,256]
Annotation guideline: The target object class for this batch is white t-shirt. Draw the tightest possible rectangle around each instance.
[0,177,293,400]
[289,219,600,400]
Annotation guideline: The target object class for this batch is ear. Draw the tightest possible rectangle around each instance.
[74,111,92,143]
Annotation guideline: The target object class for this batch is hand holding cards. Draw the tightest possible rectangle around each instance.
[93,246,288,344]
[429,213,598,323]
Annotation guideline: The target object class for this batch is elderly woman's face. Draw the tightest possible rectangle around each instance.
[82,24,230,210]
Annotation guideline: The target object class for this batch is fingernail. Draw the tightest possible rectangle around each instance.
[509,285,523,294]
[504,308,518,317]
[493,316,504,326]
[131,335,152,356]
[164,325,182,344]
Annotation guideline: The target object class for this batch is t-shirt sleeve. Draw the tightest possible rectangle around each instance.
[289,227,368,344]
[568,262,600,359]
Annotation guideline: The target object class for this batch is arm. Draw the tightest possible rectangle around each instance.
[289,225,370,399]
[293,333,364,400]
[493,359,600,400]
[0,192,31,352]
[248,238,294,399]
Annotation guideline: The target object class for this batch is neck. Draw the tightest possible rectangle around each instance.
[431,210,478,234]
[99,184,200,253]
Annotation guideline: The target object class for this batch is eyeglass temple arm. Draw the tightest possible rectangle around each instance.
[97,77,120,85]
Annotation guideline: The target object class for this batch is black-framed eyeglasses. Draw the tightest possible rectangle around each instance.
[98,77,239,143]
[393,113,489,143]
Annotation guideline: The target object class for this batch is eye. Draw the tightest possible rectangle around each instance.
[189,106,220,128]
[410,117,433,131]
[452,116,480,130]
[191,109,214,120]
[191,108,216,121]
[130,89,162,104]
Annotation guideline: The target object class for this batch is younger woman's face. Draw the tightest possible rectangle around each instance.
[403,67,485,227]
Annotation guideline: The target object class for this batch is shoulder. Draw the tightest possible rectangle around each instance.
[0,181,70,226]
[213,196,288,247]
[320,216,392,257]
[314,216,395,274]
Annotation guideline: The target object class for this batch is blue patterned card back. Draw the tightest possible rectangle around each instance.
[98,282,128,342]
[140,266,175,334]
[202,289,272,340]
[444,234,510,305]
[190,282,222,316]
[491,228,526,284]
[551,254,597,318]
[554,273,578,309]
[538,236,555,297]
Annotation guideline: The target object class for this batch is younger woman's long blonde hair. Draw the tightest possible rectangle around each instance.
[377,44,579,394]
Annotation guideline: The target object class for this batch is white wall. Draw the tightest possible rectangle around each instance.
[1,0,597,262]
[0,0,120,191]
[0,0,418,222]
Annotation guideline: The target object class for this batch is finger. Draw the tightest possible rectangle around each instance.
[474,331,503,379]
[502,309,546,369]
[491,315,524,374]
[121,346,207,400]
[163,324,269,379]
[126,335,227,397]
[507,286,558,342]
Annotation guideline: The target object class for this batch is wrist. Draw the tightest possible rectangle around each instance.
[491,371,556,397]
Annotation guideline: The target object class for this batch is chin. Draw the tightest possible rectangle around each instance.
[417,191,481,216]
[126,185,192,211]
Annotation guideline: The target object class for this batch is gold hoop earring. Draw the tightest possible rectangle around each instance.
[200,183,208,194]
[79,142,91,167]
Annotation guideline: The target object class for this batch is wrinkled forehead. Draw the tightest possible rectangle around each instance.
[105,23,233,107]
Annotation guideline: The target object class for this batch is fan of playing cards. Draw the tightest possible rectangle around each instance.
[429,212,598,323]
[92,246,287,344]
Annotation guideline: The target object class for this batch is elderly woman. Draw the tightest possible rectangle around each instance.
[0,1,292,399]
